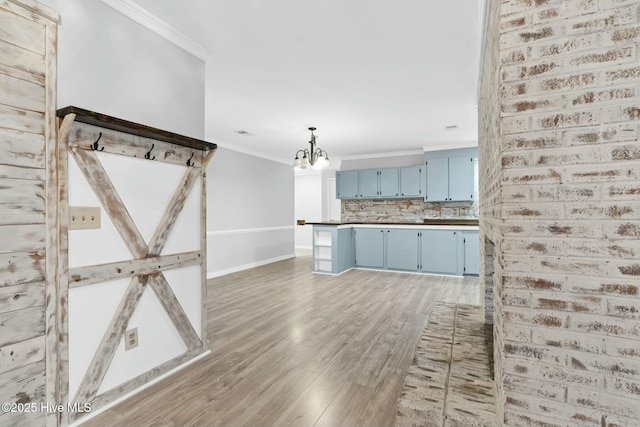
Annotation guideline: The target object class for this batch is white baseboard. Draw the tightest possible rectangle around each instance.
[295,246,312,257]
[206,253,296,279]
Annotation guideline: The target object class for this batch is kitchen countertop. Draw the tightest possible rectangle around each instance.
[306,219,479,227]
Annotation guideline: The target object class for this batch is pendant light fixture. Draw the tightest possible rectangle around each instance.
[292,127,330,170]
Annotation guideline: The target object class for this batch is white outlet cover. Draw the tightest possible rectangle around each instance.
[124,327,139,351]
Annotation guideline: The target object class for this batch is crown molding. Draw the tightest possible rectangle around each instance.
[99,0,210,61]
[339,149,424,161]
[206,138,292,166]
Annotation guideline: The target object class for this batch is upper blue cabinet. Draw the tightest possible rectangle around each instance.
[336,170,358,199]
[400,166,423,197]
[336,167,423,199]
[424,147,477,202]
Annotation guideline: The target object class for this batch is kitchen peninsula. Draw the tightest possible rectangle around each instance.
[308,221,479,277]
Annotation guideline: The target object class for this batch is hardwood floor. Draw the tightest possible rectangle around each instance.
[84,257,479,427]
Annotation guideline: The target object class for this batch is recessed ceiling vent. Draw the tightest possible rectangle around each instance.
[444,125,459,131]
[235,130,252,135]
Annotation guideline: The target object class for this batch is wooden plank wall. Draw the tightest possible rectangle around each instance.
[0,1,57,426]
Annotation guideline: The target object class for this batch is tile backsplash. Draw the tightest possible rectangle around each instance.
[342,198,477,223]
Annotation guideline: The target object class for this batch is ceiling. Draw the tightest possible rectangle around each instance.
[130,0,486,165]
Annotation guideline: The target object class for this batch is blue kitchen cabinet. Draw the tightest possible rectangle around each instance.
[424,148,477,202]
[354,228,385,268]
[358,169,379,198]
[463,231,479,276]
[336,170,358,199]
[425,157,449,202]
[357,168,399,198]
[449,156,475,201]
[421,230,459,275]
[386,229,420,271]
[379,168,400,197]
[400,166,422,197]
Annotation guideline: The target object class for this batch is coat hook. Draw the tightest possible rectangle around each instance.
[186,152,195,167]
[90,132,104,151]
[145,143,156,160]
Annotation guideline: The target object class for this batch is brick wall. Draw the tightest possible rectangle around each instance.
[342,199,477,222]
[480,0,640,425]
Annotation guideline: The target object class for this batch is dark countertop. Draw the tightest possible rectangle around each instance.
[306,219,479,227]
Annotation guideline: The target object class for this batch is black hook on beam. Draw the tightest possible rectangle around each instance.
[145,143,156,160]
[186,152,195,167]
[90,132,104,151]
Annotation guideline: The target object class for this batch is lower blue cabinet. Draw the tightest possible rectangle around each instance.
[463,231,479,275]
[421,230,459,275]
[387,229,419,271]
[313,225,478,276]
[354,228,385,268]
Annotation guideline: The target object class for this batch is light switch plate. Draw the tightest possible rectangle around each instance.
[69,206,101,230]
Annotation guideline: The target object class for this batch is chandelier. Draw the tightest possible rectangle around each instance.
[292,127,330,169]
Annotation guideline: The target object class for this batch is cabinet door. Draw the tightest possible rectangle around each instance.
[358,169,379,198]
[448,156,474,201]
[336,170,358,199]
[463,232,480,275]
[379,168,399,197]
[400,166,422,197]
[421,230,458,274]
[355,228,384,268]
[386,229,419,271]
[425,158,449,202]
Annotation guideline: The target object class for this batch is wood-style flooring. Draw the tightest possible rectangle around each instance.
[84,257,480,427]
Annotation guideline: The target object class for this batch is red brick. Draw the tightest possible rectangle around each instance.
[504,307,568,328]
[604,65,640,84]
[503,274,564,291]
[503,131,562,150]
[563,237,639,257]
[571,312,640,339]
[531,327,604,353]
[503,168,564,185]
[502,60,561,82]
[607,25,640,43]
[531,221,602,238]
[504,357,604,388]
[504,341,565,365]
[503,203,564,219]
[532,256,607,275]
[605,337,640,359]
[533,110,600,130]
[501,46,530,65]
[532,294,602,313]
[567,46,636,69]
[566,276,639,296]
[503,374,566,402]
[607,297,640,319]
[503,288,532,307]
[567,87,639,108]
[566,6,638,35]
[568,387,640,419]
[530,33,599,59]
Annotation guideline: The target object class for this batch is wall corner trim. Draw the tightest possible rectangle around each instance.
[99,0,210,61]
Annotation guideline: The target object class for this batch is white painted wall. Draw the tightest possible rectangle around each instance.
[38,0,207,402]
[41,0,205,138]
[340,153,424,170]
[206,147,295,277]
[294,171,322,251]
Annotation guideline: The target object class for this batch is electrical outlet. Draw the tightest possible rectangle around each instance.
[69,206,101,230]
[125,327,138,351]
